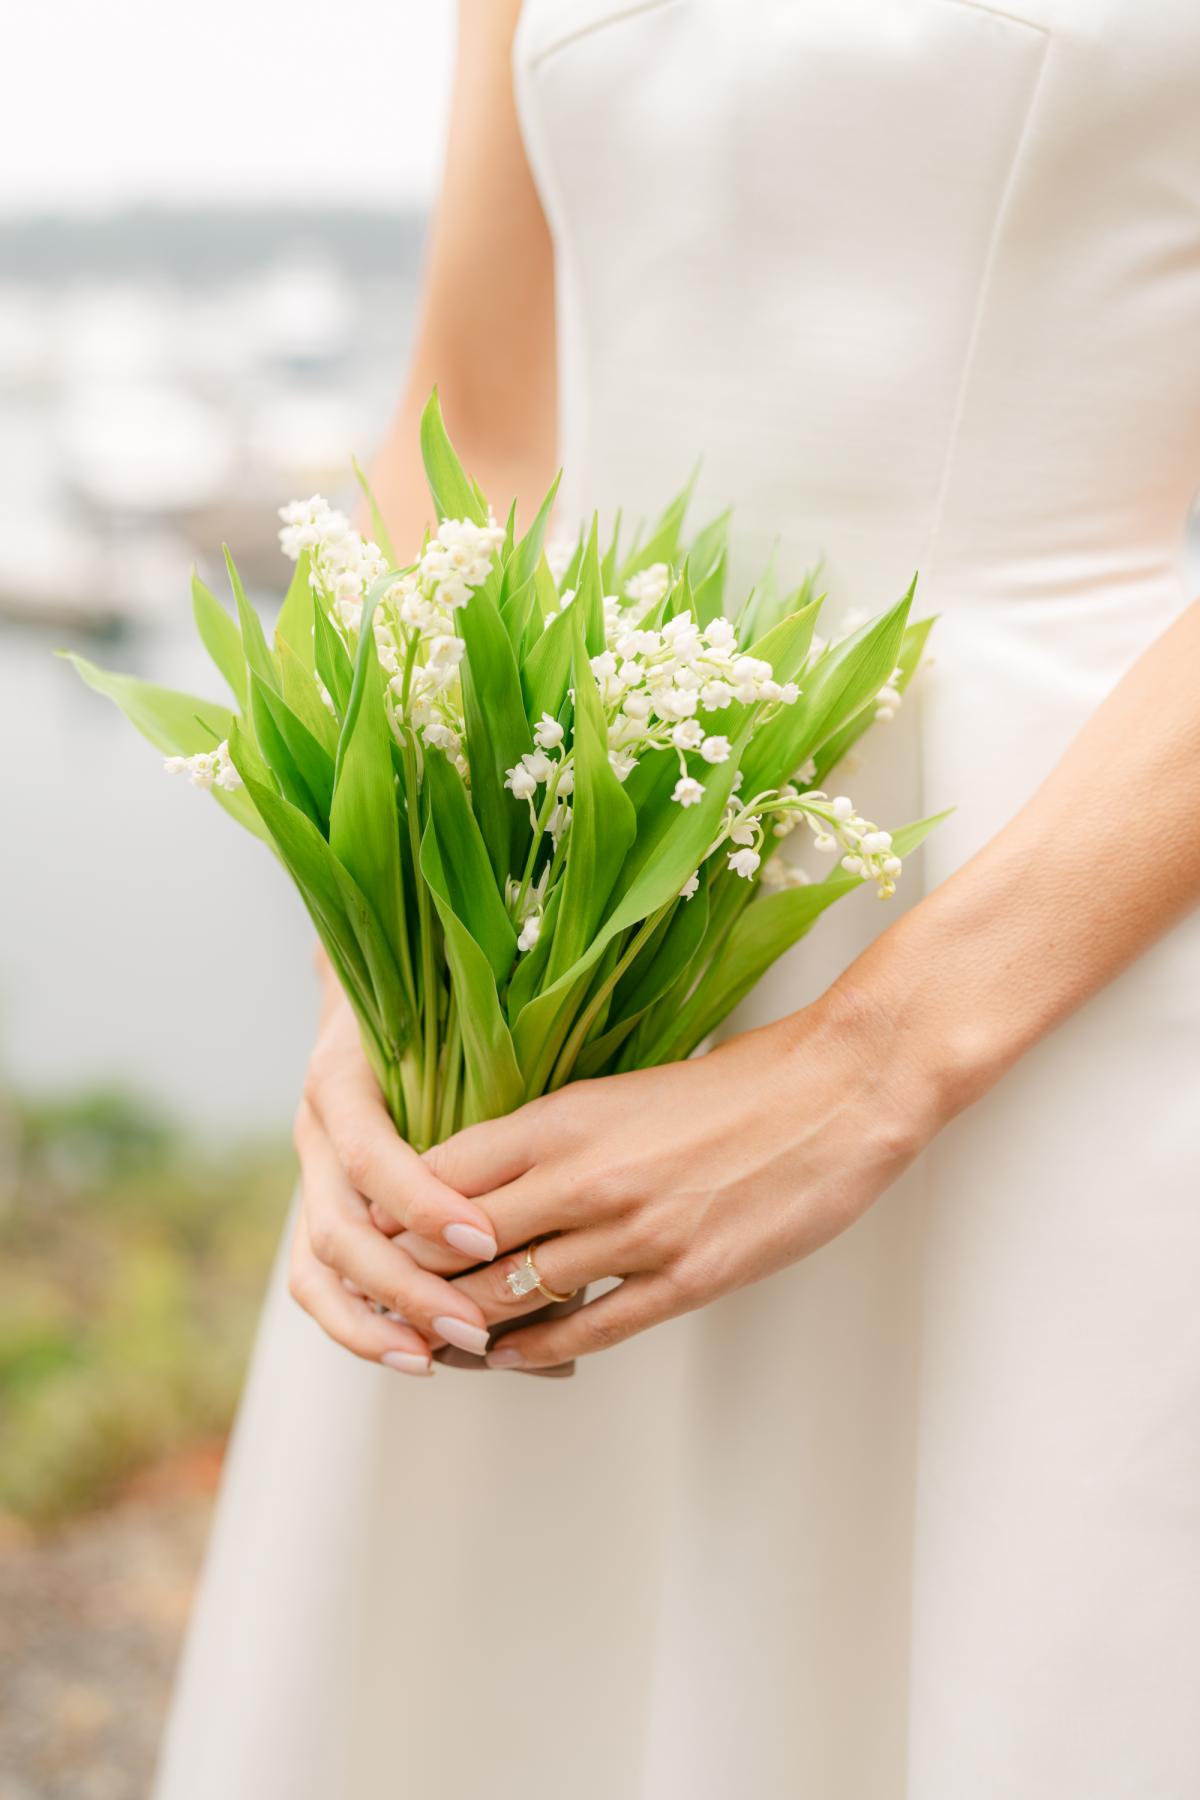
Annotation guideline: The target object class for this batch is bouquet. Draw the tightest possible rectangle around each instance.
[65,393,937,1153]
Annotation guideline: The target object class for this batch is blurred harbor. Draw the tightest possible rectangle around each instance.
[1,206,427,1134]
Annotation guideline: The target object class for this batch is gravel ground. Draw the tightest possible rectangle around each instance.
[0,1450,220,1800]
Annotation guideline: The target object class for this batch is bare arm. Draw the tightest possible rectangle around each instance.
[853,595,1200,1116]
[368,0,557,550]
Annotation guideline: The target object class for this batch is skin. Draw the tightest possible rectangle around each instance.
[288,0,1200,1374]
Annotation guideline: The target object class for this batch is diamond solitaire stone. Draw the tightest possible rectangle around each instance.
[506,1261,541,1298]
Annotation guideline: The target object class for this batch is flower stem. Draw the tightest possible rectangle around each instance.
[546,902,672,1091]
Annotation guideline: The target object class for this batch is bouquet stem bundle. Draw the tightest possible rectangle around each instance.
[66,395,939,1151]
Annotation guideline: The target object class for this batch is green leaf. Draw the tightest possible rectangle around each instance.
[420,818,523,1125]
[740,585,913,795]
[457,580,535,881]
[273,551,317,674]
[543,632,637,986]
[419,388,487,525]
[329,608,407,980]
[686,509,731,586]
[313,601,354,720]
[352,458,399,566]
[500,570,538,660]
[655,813,948,1063]
[503,470,562,601]
[191,571,247,709]
[278,638,338,758]
[814,610,933,782]
[574,518,607,656]
[600,509,623,591]
[423,748,517,983]
[62,652,234,756]
[227,722,404,1050]
[692,551,728,628]
[224,547,279,694]
[522,594,577,724]
[574,882,711,1078]
[249,673,334,829]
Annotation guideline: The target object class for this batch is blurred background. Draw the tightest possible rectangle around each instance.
[1,5,453,1793]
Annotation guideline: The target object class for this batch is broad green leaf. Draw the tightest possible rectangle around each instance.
[352,458,399,566]
[273,551,317,674]
[457,579,534,880]
[224,547,279,694]
[652,813,947,1063]
[503,470,562,601]
[740,586,913,795]
[329,607,407,982]
[419,389,487,525]
[573,518,607,656]
[512,724,749,1090]
[313,601,354,719]
[692,551,727,628]
[600,509,623,591]
[544,633,637,986]
[192,571,247,709]
[574,882,711,1078]
[500,570,538,659]
[250,673,334,828]
[686,509,731,586]
[420,819,523,1124]
[814,611,934,782]
[423,748,516,983]
[62,652,234,755]
[522,594,577,723]
[228,721,412,1060]
[279,638,338,758]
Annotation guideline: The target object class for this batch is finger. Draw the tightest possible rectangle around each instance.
[450,1228,629,1327]
[297,1105,493,1357]
[288,1217,434,1376]
[423,1107,540,1199]
[305,1047,499,1259]
[484,1275,676,1370]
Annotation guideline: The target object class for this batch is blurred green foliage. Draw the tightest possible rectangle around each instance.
[0,1086,293,1525]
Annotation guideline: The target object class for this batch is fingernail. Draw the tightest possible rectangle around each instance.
[443,1223,498,1262]
[487,1346,525,1369]
[381,1351,433,1377]
[434,1316,490,1357]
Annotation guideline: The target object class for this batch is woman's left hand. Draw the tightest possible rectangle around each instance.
[409,986,946,1371]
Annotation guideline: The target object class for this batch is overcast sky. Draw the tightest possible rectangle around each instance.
[1,1,456,215]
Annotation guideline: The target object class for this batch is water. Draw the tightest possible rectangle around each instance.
[4,620,318,1136]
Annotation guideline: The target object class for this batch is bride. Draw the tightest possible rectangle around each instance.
[156,2,1200,1794]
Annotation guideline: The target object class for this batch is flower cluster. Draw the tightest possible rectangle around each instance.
[278,496,387,635]
[595,605,799,797]
[163,739,242,792]
[375,514,505,769]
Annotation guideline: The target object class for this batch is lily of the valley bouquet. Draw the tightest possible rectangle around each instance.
[67,394,936,1152]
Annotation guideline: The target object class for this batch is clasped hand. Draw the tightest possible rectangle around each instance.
[290,964,935,1375]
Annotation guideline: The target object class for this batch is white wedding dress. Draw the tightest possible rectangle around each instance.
[155,4,1200,1795]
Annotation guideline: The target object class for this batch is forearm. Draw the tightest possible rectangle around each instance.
[836,597,1200,1122]
[367,0,556,551]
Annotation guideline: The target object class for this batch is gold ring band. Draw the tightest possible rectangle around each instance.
[507,1238,578,1306]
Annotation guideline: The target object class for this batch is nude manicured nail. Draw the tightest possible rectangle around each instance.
[434,1316,490,1357]
[381,1351,432,1377]
[487,1346,525,1369]
[443,1223,498,1262]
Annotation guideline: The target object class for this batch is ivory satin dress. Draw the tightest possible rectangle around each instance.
[155,4,1200,1795]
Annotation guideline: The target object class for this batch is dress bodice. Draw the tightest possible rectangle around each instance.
[514,0,1200,618]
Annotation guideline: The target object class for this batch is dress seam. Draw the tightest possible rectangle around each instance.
[921,27,1053,580]
[523,0,680,72]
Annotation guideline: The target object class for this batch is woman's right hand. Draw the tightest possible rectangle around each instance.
[288,953,501,1375]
